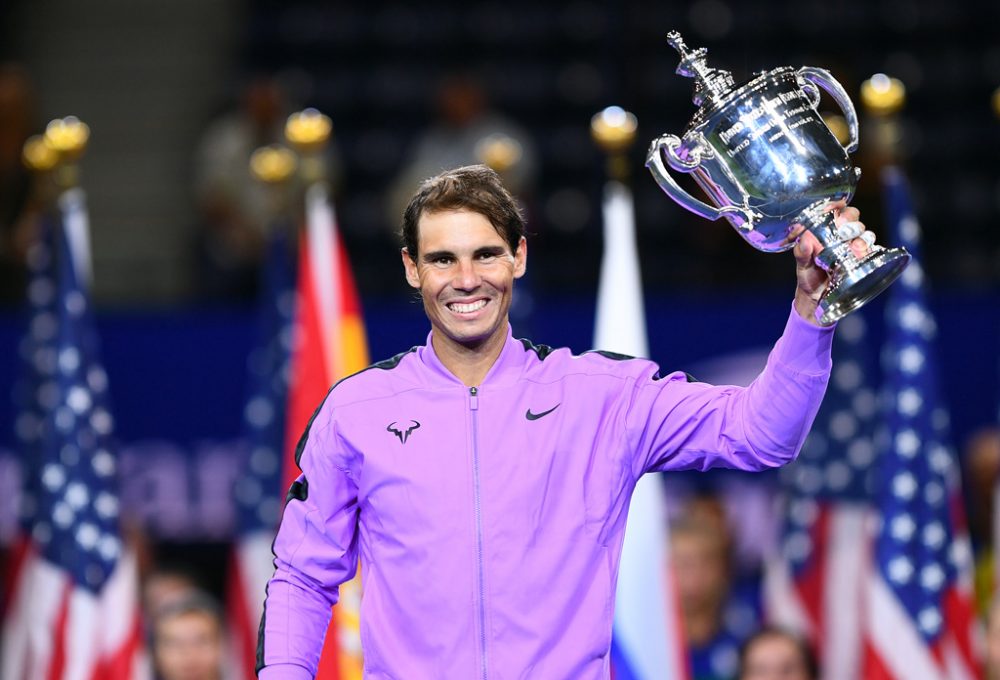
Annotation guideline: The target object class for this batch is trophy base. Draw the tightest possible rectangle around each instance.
[816,246,911,326]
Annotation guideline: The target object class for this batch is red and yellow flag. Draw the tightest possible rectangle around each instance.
[283,185,368,680]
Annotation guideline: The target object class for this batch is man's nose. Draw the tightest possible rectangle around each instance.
[453,259,481,290]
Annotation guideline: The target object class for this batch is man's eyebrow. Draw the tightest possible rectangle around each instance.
[474,246,507,257]
[421,250,454,262]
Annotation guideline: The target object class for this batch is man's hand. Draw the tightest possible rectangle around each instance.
[792,202,875,326]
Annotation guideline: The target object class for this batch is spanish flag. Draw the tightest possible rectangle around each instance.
[284,183,368,680]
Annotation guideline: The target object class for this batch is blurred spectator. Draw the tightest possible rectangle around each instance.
[143,564,201,621]
[988,592,1000,680]
[387,74,538,224]
[0,62,41,305]
[737,626,818,680]
[671,496,760,680]
[193,74,337,301]
[151,591,225,680]
[965,426,1000,616]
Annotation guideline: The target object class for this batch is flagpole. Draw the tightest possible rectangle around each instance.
[593,106,691,680]
[283,108,366,680]
[225,144,301,680]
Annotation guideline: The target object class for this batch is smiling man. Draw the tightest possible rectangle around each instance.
[256,164,871,680]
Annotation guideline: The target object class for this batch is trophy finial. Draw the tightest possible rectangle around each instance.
[665,30,734,107]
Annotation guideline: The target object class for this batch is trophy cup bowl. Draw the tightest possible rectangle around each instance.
[646,32,910,326]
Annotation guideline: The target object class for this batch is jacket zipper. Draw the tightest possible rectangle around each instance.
[470,386,488,680]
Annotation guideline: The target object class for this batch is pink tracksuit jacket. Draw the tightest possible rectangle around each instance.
[257,306,834,679]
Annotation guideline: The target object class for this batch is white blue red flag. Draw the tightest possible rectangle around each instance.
[597,180,690,680]
[763,306,879,678]
[227,226,297,680]
[1,189,147,680]
[862,167,980,679]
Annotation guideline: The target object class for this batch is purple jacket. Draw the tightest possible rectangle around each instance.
[257,307,834,680]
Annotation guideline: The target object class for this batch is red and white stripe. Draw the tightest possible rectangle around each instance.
[1,546,148,680]
[228,531,275,680]
[764,504,872,680]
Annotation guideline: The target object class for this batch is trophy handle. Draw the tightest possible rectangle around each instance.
[645,134,757,227]
[797,67,859,153]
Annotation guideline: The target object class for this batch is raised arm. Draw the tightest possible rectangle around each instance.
[625,205,875,477]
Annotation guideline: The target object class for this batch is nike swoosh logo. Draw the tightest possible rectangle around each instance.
[525,404,560,421]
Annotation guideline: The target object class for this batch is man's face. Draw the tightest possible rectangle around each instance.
[741,634,811,680]
[671,531,728,615]
[402,209,525,352]
[153,611,223,680]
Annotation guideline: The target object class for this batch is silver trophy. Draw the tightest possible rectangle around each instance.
[647,31,910,325]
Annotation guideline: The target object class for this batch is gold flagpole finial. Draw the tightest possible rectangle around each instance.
[475,133,523,174]
[43,116,90,189]
[591,106,638,153]
[44,116,90,161]
[250,145,298,184]
[285,108,332,153]
[285,108,331,185]
[591,106,638,181]
[22,135,60,173]
[860,74,906,117]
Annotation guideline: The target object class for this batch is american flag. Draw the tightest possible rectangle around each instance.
[762,299,881,679]
[862,167,980,679]
[227,226,297,680]
[0,188,147,680]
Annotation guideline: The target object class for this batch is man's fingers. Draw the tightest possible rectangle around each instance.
[794,229,822,265]
[849,231,876,259]
[835,206,861,223]
[835,220,864,242]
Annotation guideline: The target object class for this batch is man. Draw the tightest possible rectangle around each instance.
[738,627,818,680]
[152,592,225,680]
[257,164,873,679]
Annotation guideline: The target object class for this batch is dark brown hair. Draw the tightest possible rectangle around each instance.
[400,164,525,259]
[738,626,819,680]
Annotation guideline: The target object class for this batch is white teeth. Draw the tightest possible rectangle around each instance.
[450,299,487,314]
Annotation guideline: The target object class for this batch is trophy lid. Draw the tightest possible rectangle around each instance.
[666,31,735,109]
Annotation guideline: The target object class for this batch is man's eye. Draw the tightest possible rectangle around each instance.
[477,253,497,261]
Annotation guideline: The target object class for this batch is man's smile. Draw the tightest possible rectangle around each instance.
[447,298,490,315]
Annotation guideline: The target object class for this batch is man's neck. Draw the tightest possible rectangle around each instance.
[431,324,508,388]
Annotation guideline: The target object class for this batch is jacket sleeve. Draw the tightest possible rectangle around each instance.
[257,412,360,680]
[625,304,835,478]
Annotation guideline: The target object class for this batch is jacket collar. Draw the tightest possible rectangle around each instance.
[416,323,526,389]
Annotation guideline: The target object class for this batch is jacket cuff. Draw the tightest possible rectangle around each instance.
[770,302,836,376]
[258,664,314,680]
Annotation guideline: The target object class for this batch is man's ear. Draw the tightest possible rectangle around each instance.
[512,236,527,279]
[401,247,420,289]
